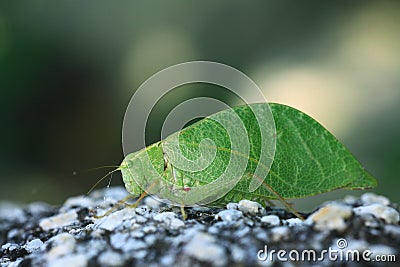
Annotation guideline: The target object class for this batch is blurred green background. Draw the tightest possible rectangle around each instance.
[0,1,399,210]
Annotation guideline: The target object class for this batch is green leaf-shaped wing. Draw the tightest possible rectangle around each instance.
[121,103,377,206]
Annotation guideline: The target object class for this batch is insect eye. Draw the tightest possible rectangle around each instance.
[126,160,134,168]
[121,160,134,169]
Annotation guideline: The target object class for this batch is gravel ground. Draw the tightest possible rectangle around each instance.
[0,187,399,267]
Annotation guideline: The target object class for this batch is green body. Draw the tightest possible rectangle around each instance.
[120,103,377,206]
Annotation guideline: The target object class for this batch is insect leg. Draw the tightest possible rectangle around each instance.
[126,178,160,208]
[180,201,187,220]
[92,194,137,218]
[166,161,187,219]
[93,179,160,218]
[252,173,304,220]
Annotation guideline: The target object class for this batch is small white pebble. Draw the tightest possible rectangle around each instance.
[24,239,43,253]
[238,200,262,215]
[234,226,250,238]
[122,220,133,229]
[270,226,289,242]
[39,210,78,231]
[134,215,147,224]
[361,193,390,206]
[208,226,219,235]
[255,229,268,241]
[153,212,185,229]
[144,235,157,246]
[353,204,399,224]
[169,218,185,229]
[0,202,25,223]
[131,230,145,238]
[125,240,147,252]
[7,229,19,240]
[230,245,246,262]
[160,255,175,266]
[47,254,87,267]
[142,225,157,234]
[285,218,303,227]
[216,209,243,222]
[135,206,149,215]
[343,195,358,205]
[110,233,130,250]
[110,233,147,252]
[144,196,162,209]
[5,259,23,267]
[306,202,352,232]
[226,203,239,210]
[46,233,76,260]
[191,206,212,212]
[62,196,94,211]
[98,250,125,267]
[1,243,20,251]
[260,215,280,226]
[154,212,176,222]
[134,250,148,259]
[184,232,226,267]
[95,207,136,231]
[76,239,106,259]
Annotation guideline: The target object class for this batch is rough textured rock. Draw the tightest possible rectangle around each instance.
[0,188,399,266]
